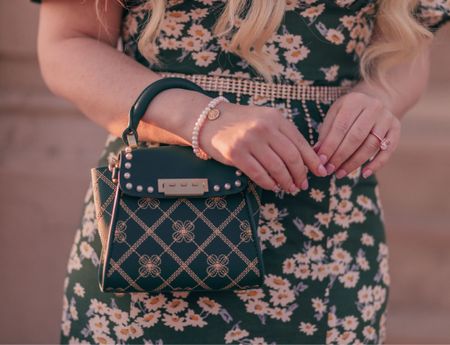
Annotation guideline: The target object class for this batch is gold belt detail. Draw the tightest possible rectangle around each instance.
[157,71,350,104]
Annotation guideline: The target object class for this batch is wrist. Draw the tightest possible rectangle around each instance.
[191,95,230,159]
[197,100,236,148]
[351,83,395,115]
[142,88,214,143]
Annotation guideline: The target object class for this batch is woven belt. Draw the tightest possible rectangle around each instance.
[157,71,350,104]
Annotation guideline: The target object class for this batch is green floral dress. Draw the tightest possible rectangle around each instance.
[41,0,449,344]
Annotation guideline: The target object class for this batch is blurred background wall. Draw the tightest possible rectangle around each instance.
[0,1,449,343]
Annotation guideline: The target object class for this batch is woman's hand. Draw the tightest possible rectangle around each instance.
[315,91,401,179]
[199,101,328,194]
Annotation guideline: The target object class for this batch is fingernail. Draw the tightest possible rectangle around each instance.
[319,154,328,164]
[326,163,335,175]
[335,169,347,179]
[289,183,300,195]
[362,169,373,179]
[318,164,327,177]
[300,179,309,190]
[313,142,321,152]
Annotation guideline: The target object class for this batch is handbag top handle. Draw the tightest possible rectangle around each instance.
[122,77,207,146]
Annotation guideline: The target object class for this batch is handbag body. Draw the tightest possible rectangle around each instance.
[91,77,265,293]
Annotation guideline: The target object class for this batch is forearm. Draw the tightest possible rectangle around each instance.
[38,31,212,145]
[352,40,432,119]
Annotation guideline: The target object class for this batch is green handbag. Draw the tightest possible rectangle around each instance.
[91,77,265,293]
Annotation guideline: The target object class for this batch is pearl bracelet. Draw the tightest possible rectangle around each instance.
[192,95,229,160]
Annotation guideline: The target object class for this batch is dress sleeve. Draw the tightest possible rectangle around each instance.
[415,0,450,31]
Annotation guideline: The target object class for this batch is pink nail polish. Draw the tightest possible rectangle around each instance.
[300,179,309,190]
[289,183,300,194]
[318,164,327,177]
[319,154,328,164]
[336,169,347,179]
[326,163,335,175]
[362,169,373,179]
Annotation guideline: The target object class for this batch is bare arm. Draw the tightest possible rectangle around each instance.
[352,40,432,118]
[37,0,213,145]
[36,0,326,194]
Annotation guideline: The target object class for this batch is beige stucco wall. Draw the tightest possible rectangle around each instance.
[1,1,450,343]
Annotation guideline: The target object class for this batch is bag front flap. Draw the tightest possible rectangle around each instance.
[118,145,248,198]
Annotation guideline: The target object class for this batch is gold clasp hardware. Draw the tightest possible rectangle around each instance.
[108,155,120,184]
[158,178,208,196]
[126,133,138,148]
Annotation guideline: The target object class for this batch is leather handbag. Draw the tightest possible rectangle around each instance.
[90,77,265,293]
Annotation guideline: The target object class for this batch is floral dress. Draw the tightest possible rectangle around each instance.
[32,0,450,344]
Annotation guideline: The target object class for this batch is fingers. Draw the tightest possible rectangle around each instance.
[327,107,389,176]
[234,153,279,191]
[316,102,365,173]
[251,144,301,194]
[335,114,391,178]
[316,98,341,146]
[361,118,401,178]
[279,119,327,177]
[269,131,309,189]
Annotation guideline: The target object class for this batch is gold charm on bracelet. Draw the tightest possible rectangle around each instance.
[207,108,221,121]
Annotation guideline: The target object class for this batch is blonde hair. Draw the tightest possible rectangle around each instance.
[360,0,432,85]
[103,0,433,85]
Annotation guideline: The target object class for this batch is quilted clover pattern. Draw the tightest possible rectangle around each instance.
[91,165,264,293]
[138,255,162,278]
